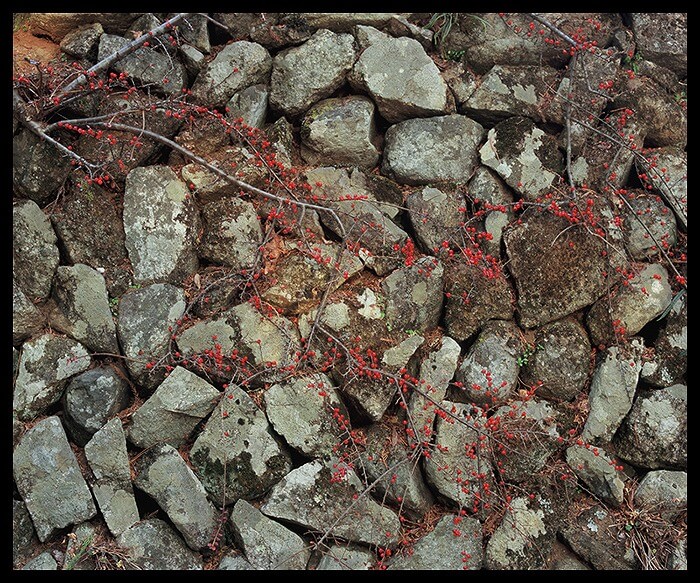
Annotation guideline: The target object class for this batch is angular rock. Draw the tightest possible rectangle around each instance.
[453,320,522,405]
[382,257,444,334]
[13,499,37,568]
[586,263,673,347]
[462,64,560,126]
[547,541,591,570]
[13,416,97,542]
[13,333,91,421]
[230,499,310,570]
[117,519,202,570]
[521,317,591,401]
[385,14,434,49]
[264,373,349,459]
[622,191,677,260]
[84,418,140,537]
[226,84,269,129]
[13,129,72,206]
[116,283,186,391]
[646,146,687,231]
[566,445,625,507]
[59,22,103,61]
[630,13,687,78]
[349,26,449,123]
[480,116,564,201]
[485,496,556,570]
[126,366,219,449]
[292,13,399,33]
[467,165,515,257]
[581,340,644,444]
[640,291,686,387]
[217,553,256,570]
[614,384,687,470]
[179,44,205,79]
[62,522,100,570]
[269,29,355,117]
[406,186,467,254]
[443,260,515,341]
[189,384,292,505]
[316,543,375,570]
[22,552,57,570]
[133,444,216,551]
[261,458,401,547]
[382,114,485,185]
[13,279,44,345]
[168,12,210,54]
[123,165,200,286]
[300,96,380,168]
[503,210,616,329]
[49,264,119,354]
[634,470,687,520]
[63,367,131,446]
[13,199,60,301]
[388,514,483,570]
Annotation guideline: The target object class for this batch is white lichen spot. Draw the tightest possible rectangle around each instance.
[357,288,383,320]
[512,84,538,104]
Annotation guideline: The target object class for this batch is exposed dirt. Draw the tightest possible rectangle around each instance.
[12,30,63,77]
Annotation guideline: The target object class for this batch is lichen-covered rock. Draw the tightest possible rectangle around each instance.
[614,384,687,470]
[581,339,644,444]
[189,385,292,506]
[217,553,256,570]
[13,416,97,542]
[123,165,200,286]
[630,13,687,78]
[316,543,375,570]
[622,190,677,260]
[634,470,687,520]
[84,418,140,537]
[126,366,219,449]
[226,84,269,129]
[49,264,119,354]
[348,26,449,123]
[13,333,91,421]
[180,44,205,79]
[640,291,686,387]
[646,146,687,231]
[133,444,217,551]
[406,186,467,254]
[117,519,202,570]
[467,166,515,257]
[13,199,60,301]
[63,367,130,446]
[382,114,485,185]
[269,29,355,117]
[566,445,625,507]
[230,499,310,570]
[300,96,380,168]
[116,283,186,391]
[168,12,210,54]
[21,552,57,570]
[13,279,43,345]
[546,541,591,570]
[59,22,103,61]
[260,458,401,547]
[13,499,37,568]
[521,317,591,401]
[479,116,563,201]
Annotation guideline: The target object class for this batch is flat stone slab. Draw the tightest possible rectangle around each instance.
[117,518,202,570]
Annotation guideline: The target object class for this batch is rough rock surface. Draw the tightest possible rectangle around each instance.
[316,544,375,570]
[116,519,202,570]
[13,279,44,345]
[566,445,625,507]
[406,186,466,254]
[13,130,72,206]
[634,470,687,520]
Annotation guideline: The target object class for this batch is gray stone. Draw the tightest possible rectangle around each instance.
[521,317,591,401]
[217,553,256,570]
[463,64,560,126]
[261,458,401,547]
[385,14,434,49]
[62,522,99,570]
[116,283,186,391]
[133,444,217,551]
[226,84,269,129]
[13,499,37,568]
[269,29,356,117]
[424,401,494,511]
[480,116,563,201]
[13,129,72,206]
[230,499,310,569]
[264,373,348,458]
[644,146,687,231]
[97,34,186,95]
[189,385,292,506]
[382,114,485,185]
[614,384,687,470]
[123,165,200,286]
[179,44,205,79]
[640,292,686,387]
[63,367,130,446]
[22,552,57,570]
[388,514,483,570]
[630,13,687,77]
[406,186,467,254]
[382,257,444,334]
[503,210,616,329]
[622,191,677,260]
[13,199,60,301]
[59,22,103,61]
[191,41,271,108]
[293,13,400,33]
[84,418,140,536]
[126,366,219,449]
[248,15,314,48]
[547,541,591,570]
[586,264,673,347]
[485,496,555,570]
[13,279,43,345]
[634,470,687,520]
[566,445,625,507]
[316,543,375,570]
[169,12,210,54]
[349,26,449,123]
[117,518,202,570]
[300,96,380,168]
[443,260,514,341]
[49,264,119,354]
[13,416,97,542]
[668,537,687,570]
[581,340,644,444]
[453,320,522,405]
[13,333,91,421]
[198,198,263,269]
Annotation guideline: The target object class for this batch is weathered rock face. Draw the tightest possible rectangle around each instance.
[634,470,687,520]
[315,544,375,570]
[622,190,677,260]
[117,519,202,570]
[647,147,687,231]
[13,280,44,346]
[640,292,686,388]
[406,186,466,254]
[226,84,269,129]
[630,13,686,77]
[13,500,37,568]
[566,445,625,507]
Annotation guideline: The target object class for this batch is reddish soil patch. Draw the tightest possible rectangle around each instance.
[12,30,63,76]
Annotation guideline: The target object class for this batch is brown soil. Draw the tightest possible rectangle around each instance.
[12,30,63,77]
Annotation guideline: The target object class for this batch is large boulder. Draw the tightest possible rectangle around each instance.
[630,13,687,78]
